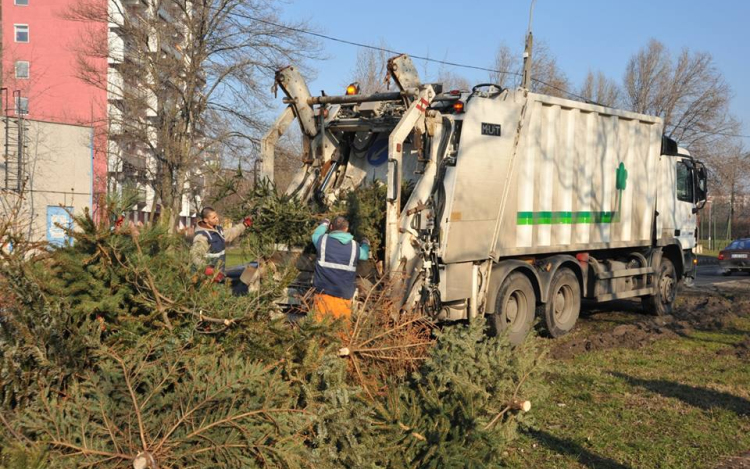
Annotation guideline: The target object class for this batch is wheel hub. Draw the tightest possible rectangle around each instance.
[659,274,675,303]
[553,285,572,321]
[506,295,519,324]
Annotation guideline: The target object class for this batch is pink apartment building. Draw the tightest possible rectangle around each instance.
[2,0,108,211]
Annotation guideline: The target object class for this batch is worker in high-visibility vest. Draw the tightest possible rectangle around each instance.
[311,216,370,322]
[191,206,252,281]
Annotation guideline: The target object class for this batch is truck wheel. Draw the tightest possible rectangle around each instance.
[642,258,677,316]
[487,272,535,344]
[541,268,581,338]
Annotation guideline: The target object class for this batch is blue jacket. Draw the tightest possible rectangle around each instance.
[312,223,369,299]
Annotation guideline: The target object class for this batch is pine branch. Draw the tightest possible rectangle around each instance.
[132,235,173,331]
[107,350,149,452]
[49,440,130,461]
[482,352,542,431]
[0,410,31,446]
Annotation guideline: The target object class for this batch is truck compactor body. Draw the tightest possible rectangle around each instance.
[263,54,708,342]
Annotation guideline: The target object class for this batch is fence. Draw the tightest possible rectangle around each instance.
[697,197,750,251]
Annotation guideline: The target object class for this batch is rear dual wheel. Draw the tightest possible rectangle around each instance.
[539,268,581,338]
[486,272,535,345]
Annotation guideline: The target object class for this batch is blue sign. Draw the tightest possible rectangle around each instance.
[47,206,73,247]
[366,134,389,167]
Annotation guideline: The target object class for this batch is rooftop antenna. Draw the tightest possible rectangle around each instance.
[521,0,537,90]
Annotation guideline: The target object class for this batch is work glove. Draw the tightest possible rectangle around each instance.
[320,218,331,226]
[361,238,371,246]
[204,266,225,283]
[243,216,253,228]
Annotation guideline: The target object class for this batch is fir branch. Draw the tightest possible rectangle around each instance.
[132,235,173,331]
[107,350,149,452]
[48,440,130,461]
[0,410,31,446]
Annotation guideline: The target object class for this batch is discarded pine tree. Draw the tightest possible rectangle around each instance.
[0,195,548,469]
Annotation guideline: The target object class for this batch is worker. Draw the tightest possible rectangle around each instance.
[311,216,370,322]
[191,206,253,281]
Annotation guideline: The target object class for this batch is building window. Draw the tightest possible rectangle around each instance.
[14,25,29,43]
[15,97,29,115]
[15,0,29,5]
[15,61,30,79]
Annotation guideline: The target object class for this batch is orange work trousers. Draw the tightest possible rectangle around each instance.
[312,293,352,323]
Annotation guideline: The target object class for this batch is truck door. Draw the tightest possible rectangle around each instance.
[674,158,697,250]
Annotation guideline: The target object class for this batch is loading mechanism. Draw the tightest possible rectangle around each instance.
[260,54,463,311]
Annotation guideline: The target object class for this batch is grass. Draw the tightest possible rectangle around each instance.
[504,316,750,469]
[225,248,254,267]
[698,240,733,257]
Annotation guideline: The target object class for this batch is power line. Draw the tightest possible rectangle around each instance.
[236,13,580,100]
[670,128,750,139]
[237,13,750,140]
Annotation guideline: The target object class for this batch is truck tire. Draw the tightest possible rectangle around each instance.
[487,272,535,345]
[642,258,677,316]
[541,268,581,338]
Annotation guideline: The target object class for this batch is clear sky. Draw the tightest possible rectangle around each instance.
[281,0,750,141]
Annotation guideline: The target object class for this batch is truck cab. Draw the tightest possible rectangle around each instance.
[657,139,708,283]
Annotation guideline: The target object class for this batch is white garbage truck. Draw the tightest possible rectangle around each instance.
[262,54,707,342]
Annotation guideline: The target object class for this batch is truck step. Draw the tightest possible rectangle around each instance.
[595,287,655,302]
[596,267,653,280]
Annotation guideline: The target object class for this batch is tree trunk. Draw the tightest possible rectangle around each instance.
[727,183,735,241]
[170,169,188,232]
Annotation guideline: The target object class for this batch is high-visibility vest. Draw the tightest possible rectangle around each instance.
[313,234,358,299]
[196,227,226,268]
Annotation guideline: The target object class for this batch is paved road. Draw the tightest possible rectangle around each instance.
[693,264,750,288]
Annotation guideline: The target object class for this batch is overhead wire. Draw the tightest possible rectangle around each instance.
[235,13,750,140]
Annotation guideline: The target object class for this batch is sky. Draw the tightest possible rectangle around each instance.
[279,0,750,142]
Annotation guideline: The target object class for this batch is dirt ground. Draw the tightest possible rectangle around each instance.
[549,286,750,360]
[715,452,750,469]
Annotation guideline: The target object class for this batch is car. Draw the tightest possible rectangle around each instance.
[718,238,750,275]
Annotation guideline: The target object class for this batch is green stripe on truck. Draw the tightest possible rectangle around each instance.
[517,211,620,225]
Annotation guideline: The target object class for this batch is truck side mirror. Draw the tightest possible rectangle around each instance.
[694,162,708,207]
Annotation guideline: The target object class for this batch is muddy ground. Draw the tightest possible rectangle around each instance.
[549,285,750,360]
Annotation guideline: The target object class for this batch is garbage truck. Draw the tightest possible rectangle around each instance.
[261,54,708,342]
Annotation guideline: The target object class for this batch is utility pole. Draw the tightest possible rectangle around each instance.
[520,0,537,91]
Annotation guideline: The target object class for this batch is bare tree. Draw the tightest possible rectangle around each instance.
[490,44,517,90]
[348,42,391,94]
[434,65,471,91]
[578,70,621,108]
[704,142,750,239]
[65,0,318,230]
[349,45,472,95]
[489,40,570,97]
[623,39,739,153]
